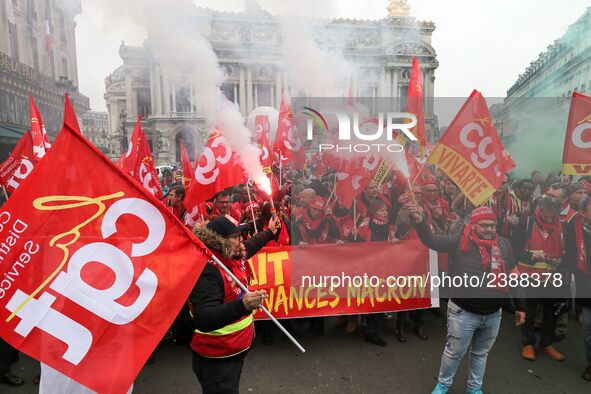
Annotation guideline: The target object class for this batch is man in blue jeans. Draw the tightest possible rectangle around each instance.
[407,202,526,394]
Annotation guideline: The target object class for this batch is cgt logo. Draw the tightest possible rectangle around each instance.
[5,193,163,365]
[302,107,418,153]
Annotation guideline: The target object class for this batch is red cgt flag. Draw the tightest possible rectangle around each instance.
[29,96,51,162]
[562,92,591,175]
[0,127,209,393]
[0,131,35,193]
[179,139,193,187]
[184,129,246,207]
[427,90,515,206]
[117,117,163,199]
[405,57,427,155]
[273,93,306,169]
[335,155,380,209]
[255,115,273,169]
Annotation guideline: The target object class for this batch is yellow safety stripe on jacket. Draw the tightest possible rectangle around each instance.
[194,314,254,336]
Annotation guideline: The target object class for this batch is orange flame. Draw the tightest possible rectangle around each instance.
[256,176,273,196]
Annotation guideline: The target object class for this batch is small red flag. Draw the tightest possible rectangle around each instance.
[562,92,591,175]
[179,139,193,187]
[29,96,51,162]
[0,131,35,193]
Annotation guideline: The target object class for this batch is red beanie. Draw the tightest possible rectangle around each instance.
[469,206,496,224]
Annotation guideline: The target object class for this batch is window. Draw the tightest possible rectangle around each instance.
[257,84,272,107]
[175,86,191,112]
[61,57,68,78]
[137,88,152,118]
[221,83,236,104]
[58,10,66,43]
[49,52,55,78]
[8,23,19,60]
[31,36,39,70]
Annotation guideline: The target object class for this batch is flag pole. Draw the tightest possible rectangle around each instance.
[208,252,306,353]
[246,180,259,233]
[1,186,8,201]
[353,198,357,241]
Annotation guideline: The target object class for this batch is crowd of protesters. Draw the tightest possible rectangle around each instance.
[3,160,591,393]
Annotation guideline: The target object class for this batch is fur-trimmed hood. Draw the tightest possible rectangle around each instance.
[192,224,235,259]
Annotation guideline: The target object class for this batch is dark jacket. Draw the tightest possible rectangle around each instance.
[415,219,525,315]
[188,226,275,359]
[565,220,591,309]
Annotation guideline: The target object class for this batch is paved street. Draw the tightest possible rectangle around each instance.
[5,306,590,393]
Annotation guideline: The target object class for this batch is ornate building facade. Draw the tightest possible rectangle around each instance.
[502,6,591,144]
[104,0,439,164]
[80,110,108,153]
[0,0,90,159]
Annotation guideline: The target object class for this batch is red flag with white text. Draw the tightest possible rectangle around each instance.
[0,131,35,193]
[273,93,306,169]
[185,130,246,207]
[562,92,591,175]
[0,127,209,393]
[427,90,515,206]
[117,117,163,199]
[29,97,51,162]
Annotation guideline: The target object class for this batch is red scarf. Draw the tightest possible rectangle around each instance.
[490,191,517,236]
[460,226,508,292]
[526,209,563,259]
[574,215,590,275]
[299,209,328,243]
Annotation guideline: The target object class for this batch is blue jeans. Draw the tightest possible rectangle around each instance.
[438,300,502,391]
[583,307,591,364]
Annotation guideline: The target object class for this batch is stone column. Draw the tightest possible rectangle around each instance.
[154,64,162,115]
[190,79,195,113]
[246,67,253,114]
[275,70,282,108]
[171,81,177,113]
[162,68,171,114]
[239,67,246,114]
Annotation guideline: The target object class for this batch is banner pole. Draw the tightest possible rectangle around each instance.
[245,180,259,233]
[208,252,306,353]
[1,186,8,201]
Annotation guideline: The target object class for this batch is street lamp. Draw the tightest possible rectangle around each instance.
[119,109,128,153]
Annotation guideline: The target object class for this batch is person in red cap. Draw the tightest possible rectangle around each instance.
[406,201,526,394]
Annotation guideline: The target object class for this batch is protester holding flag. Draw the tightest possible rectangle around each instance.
[511,179,535,219]
[407,202,525,394]
[189,215,281,393]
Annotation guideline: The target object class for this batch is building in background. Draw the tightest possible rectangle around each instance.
[502,6,591,145]
[0,0,90,159]
[104,0,439,165]
[80,110,109,153]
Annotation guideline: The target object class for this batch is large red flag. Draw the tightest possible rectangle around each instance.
[63,93,81,134]
[179,139,193,187]
[273,93,306,169]
[405,57,427,156]
[0,131,35,193]
[562,92,591,175]
[334,155,380,209]
[117,117,163,199]
[0,127,209,393]
[184,130,246,207]
[427,90,515,206]
[29,97,51,162]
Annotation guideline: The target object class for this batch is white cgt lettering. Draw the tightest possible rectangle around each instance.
[4,197,165,364]
[6,159,34,190]
[572,123,591,149]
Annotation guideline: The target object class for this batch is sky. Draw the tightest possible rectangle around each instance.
[75,0,591,118]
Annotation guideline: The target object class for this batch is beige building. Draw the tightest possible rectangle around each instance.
[105,0,439,165]
[80,110,109,153]
[0,0,90,159]
[502,6,591,144]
